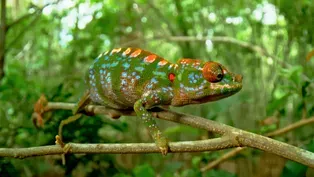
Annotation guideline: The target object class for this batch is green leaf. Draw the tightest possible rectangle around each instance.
[180,169,201,177]
[204,169,236,177]
[266,93,290,115]
[113,174,132,177]
[133,164,155,177]
[192,156,202,168]
[161,162,183,177]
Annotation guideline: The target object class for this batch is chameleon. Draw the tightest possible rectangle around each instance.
[57,47,243,155]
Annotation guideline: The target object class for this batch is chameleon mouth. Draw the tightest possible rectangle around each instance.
[191,83,242,104]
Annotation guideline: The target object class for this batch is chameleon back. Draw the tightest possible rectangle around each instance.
[86,48,175,109]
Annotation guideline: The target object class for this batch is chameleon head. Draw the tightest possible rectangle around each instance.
[197,61,243,103]
[172,59,242,106]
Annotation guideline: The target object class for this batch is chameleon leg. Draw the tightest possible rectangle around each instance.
[134,88,173,155]
[72,90,91,114]
[56,90,91,146]
[55,113,82,166]
[57,114,82,143]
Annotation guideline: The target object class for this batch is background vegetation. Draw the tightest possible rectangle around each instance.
[1,0,314,176]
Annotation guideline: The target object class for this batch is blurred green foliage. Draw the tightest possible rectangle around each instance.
[0,0,314,176]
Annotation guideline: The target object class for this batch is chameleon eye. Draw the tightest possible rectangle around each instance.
[202,62,224,83]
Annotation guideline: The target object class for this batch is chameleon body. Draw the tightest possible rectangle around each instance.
[71,47,242,155]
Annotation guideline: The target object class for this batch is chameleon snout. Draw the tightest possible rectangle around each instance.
[234,74,243,83]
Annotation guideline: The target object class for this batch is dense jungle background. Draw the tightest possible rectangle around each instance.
[1,0,314,176]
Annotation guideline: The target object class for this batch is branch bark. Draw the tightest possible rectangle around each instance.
[3,102,314,168]
[0,137,236,158]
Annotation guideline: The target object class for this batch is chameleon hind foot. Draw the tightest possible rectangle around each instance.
[55,135,71,165]
[55,135,71,153]
[55,135,65,147]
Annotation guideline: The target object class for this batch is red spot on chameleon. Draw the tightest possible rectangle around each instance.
[168,73,175,82]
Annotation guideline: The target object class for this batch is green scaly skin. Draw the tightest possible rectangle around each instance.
[70,47,243,155]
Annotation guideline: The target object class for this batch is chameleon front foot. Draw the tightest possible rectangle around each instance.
[156,136,169,155]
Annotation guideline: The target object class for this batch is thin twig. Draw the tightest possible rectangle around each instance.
[266,117,314,137]
[201,147,244,171]
[5,12,42,52]
[122,36,278,62]
[7,12,35,30]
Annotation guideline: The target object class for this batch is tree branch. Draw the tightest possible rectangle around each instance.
[122,35,295,70]
[0,137,237,158]
[6,12,35,30]
[201,116,314,171]
[5,12,42,53]
[266,117,314,137]
[7,0,60,30]
[5,0,61,53]
[163,36,281,64]
[7,102,310,168]
[147,1,176,36]
[201,147,245,171]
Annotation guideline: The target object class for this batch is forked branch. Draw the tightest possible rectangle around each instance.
[1,102,313,168]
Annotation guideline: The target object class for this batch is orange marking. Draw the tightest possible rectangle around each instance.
[158,59,168,66]
[130,49,142,57]
[111,48,121,55]
[179,59,191,64]
[144,55,157,63]
[193,61,201,66]
[123,48,132,56]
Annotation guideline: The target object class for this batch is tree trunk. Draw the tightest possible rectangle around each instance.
[0,0,6,80]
